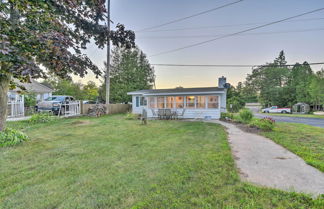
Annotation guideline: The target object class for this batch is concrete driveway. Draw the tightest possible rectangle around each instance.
[254,113,324,128]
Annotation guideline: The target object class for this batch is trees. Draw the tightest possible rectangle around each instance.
[309,69,324,111]
[240,51,318,108]
[42,79,99,101]
[99,46,155,103]
[0,1,135,131]
[83,81,99,101]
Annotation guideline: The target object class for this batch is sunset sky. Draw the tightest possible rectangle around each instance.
[80,0,324,88]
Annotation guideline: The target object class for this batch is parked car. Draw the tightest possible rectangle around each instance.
[262,106,291,114]
[83,100,97,104]
[37,95,75,115]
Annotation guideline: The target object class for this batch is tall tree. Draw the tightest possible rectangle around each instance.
[244,51,291,107]
[287,62,313,104]
[0,0,135,131]
[309,69,324,110]
[99,46,155,103]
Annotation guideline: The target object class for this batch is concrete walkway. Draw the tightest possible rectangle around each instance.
[6,116,31,122]
[210,120,324,196]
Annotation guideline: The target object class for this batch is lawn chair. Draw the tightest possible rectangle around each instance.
[177,109,186,119]
[151,109,157,119]
[165,109,172,120]
[158,109,165,120]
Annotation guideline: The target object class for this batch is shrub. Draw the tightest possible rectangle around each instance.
[239,108,254,123]
[250,117,275,131]
[29,113,56,124]
[0,128,29,147]
[125,113,139,120]
[220,112,234,120]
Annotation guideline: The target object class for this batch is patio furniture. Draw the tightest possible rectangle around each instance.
[151,109,157,118]
[165,109,172,120]
[176,109,186,119]
[158,109,165,120]
[171,110,178,120]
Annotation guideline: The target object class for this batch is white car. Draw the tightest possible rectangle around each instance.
[262,106,291,114]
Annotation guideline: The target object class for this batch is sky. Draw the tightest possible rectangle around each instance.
[80,0,324,89]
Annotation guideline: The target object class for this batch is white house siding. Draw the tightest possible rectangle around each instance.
[132,95,145,114]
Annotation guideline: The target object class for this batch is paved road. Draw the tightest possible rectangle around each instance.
[210,120,324,196]
[254,113,324,128]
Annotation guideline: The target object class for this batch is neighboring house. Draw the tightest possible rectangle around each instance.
[7,80,53,118]
[127,77,228,119]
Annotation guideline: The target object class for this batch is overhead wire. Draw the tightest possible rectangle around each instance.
[137,17,324,33]
[149,7,324,57]
[136,28,324,39]
[150,62,324,68]
[136,0,244,32]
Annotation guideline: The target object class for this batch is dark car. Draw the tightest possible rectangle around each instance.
[37,95,75,115]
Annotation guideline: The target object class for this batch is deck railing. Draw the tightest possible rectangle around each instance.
[57,101,81,117]
[7,101,25,118]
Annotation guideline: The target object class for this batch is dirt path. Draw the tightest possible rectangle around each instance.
[210,120,324,196]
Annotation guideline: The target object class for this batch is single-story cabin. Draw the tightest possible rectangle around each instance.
[127,77,228,119]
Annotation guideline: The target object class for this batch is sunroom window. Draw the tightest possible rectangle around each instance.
[208,96,219,108]
[148,97,157,108]
[186,96,195,108]
[175,96,184,108]
[157,97,165,108]
[196,96,206,109]
[166,96,175,108]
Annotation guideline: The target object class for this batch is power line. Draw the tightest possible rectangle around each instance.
[150,7,324,57]
[136,0,244,32]
[137,17,324,33]
[151,62,324,68]
[137,28,324,39]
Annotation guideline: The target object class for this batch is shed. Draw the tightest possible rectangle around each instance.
[292,103,310,114]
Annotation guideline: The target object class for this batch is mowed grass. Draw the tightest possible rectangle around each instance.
[262,123,324,172]
[1,115,322,208]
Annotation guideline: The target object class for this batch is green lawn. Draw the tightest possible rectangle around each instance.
[1,115,322,208]
[260,113,324,119]
[261,123,324,172]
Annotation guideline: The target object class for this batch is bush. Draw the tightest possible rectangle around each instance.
[125,113,139,120]
[0,128,29,147]
[29,113,56,124]
[220,112,234,120]
[250,117,275,131]
[239,108,254,123]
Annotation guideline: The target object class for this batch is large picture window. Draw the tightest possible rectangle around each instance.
[175,96,184,108]
[208,96,219,108]
[148,97,157,108]
[157,97,165,108]
[196,96,206,109]
[186,96,195,108]
[166,96,175,108]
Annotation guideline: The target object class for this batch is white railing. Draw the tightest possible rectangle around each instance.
[58,101,81,117]
[7,101,25,118]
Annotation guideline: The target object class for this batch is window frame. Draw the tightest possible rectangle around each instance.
[207,95,219,109]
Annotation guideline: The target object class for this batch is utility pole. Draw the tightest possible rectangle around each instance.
[105,0,111,105]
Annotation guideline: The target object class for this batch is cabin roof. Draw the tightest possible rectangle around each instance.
[128,87,225,96]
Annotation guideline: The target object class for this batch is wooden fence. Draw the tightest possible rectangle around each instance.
[81,103,131,115]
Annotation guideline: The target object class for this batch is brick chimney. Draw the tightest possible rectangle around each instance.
[218,76,226,88]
